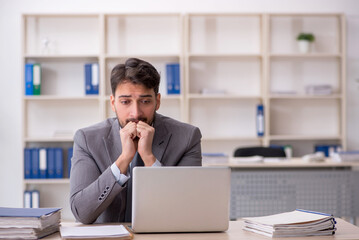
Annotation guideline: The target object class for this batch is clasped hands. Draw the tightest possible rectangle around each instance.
[115,121,156,173]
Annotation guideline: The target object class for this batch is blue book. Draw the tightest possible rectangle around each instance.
[67,147,73,178]
[256,104,264,137]
[0,207,61,217]
[24,148,32,179]
[84,63,99,95]
[55,148,63,178]
[166,63,180,94]
[38,148,47,179]
[25,63,33,95]
[47,148,56,179]
[31,148,40,179]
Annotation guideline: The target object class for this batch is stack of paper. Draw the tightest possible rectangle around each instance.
[243,209,336,238]
[0,207,61,239]
[60,225,133,239]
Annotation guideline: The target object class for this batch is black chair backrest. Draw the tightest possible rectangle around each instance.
[234,147,286,157]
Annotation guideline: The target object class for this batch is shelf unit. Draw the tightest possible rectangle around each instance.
[267,13,346,156]
[21,13,346,220]
[185,13,266,154]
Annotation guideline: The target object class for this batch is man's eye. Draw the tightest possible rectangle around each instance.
[120,100,130,105]
[141,100,151,104]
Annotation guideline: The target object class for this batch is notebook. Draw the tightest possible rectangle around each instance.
[131,166,230,233]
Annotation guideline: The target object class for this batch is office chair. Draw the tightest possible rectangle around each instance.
[233,146,286,157]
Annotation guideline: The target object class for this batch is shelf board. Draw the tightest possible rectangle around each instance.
[188,53,262,59]
[269,94,342,99]
[202,136,263,141]
[104,95,182,100]
[105,54,180,60]
[269,135,342,141]
[189,94,262,100]
[25,54,99,59]
[269,53,341,58]
[23,96,100,101]
[25,136,74,142]
[24,178,70,184]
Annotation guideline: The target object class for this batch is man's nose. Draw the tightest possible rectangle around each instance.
[130,102,142,119]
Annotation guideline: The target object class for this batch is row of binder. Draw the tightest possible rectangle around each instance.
[24,147,73,179]
[24,190,39,208]
[25,62,181,96]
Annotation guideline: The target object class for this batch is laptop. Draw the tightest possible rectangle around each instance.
[131,166,231,233]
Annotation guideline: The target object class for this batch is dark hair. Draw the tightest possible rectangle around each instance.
[110,58,160,96]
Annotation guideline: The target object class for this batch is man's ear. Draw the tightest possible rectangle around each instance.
[155,93,161,111]
[110,94,116,113]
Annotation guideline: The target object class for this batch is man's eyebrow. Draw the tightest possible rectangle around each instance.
[117,94,153,98]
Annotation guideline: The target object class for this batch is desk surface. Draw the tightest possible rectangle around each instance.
[203,158,359,168]
[45,218,359,240]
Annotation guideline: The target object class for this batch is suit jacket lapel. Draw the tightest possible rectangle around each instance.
[103,118,122,165]
[152,114,172,163]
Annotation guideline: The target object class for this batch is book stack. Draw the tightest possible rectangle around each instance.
[0,207,61,239]
[84,63,99,95]
[243,209,336,238]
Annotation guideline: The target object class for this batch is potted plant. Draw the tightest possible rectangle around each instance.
[296,33,315,53]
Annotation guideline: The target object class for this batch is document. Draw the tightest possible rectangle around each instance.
[60,225,133,239]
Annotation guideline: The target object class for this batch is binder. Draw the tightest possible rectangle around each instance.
[256,104,264,137]
[31,190,40,208]
[55,148,63,178]
[67,147,73,178]
[85,63,99,95]
[33,63,41,95]
[47,148,56,179]
[31,148,40,179]
[166,63,180,94]
[39,148,47,178]
[91,63,99,94]
[25,63,33,95]
[24,148,32,179]
[24,191,32,208]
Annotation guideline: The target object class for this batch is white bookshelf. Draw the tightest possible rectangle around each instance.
[267,13,346,155]
[21,12,346,220]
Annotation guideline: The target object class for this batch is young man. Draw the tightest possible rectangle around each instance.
[70,58,202,224]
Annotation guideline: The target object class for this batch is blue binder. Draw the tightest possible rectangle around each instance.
[31,148,40,179]
[67,147,73,178]
[47,148,56,179]
[256,104,264,137]
[39,148,47,179]
[23,190,32,208]
[25,63,33,95]
[166,63,180,94]
[54,148,63,178]
[85,63,99,95]
[24,148,32,179]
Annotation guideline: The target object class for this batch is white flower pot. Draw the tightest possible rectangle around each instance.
[298,40,311,53]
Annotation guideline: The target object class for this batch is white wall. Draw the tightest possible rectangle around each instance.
[0,0,358,207]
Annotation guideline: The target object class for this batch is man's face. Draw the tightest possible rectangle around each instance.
[110,82,161,128]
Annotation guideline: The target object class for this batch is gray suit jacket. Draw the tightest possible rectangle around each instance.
[70,113,202,224]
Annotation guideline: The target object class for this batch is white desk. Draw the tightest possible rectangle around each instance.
[204,158,359,220]
[45,218,359,240]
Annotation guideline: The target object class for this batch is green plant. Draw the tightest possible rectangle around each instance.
[296,33,315,42]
